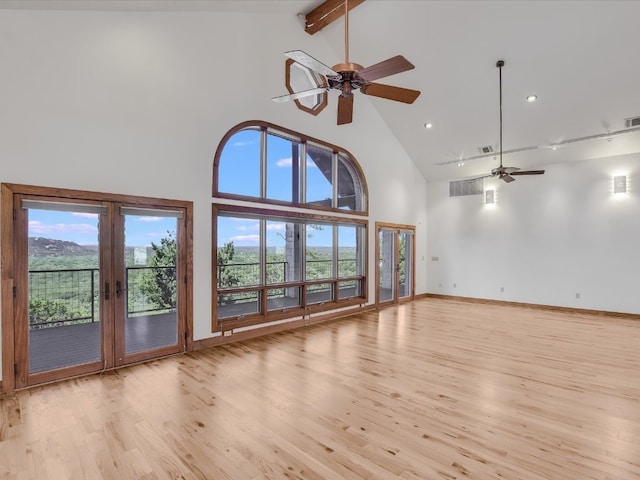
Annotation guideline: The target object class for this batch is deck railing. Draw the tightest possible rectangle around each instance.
[28,266,176,328]
[216,259,357,287]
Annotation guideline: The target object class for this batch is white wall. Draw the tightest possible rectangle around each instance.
[427,152,640,314]
[0,9,428,380]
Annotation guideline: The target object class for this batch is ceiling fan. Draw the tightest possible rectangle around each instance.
[476,60,545,183]
[272,0,421,125]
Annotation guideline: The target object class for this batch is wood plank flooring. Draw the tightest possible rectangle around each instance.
[1,297,640,479]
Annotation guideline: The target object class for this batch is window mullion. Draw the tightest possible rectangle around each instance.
[331,151,338,209]
[300,141,307,204]
[260,128,267,199]
[332,225,338,279]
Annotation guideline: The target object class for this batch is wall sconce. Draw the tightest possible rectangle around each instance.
[485,189,495,204]
[614,175,627,194]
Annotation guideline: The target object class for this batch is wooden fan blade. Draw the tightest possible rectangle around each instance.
[337,94,354,125]
[357,55,415,82]
[284,50,339,78]
[501,174,516,183]
[511,170,545,176]
[361,83,421,104]
[272,87,328,103]
[503,166,520,174]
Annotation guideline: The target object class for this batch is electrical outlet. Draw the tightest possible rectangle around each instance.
[500,287,504,292]
[576,293,580,299]
[223,329,233,337]
[438,282,442,288]
[453,283,457,288]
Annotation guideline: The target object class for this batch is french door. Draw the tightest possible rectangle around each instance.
[4,186,191,389]
[376,223,415,306]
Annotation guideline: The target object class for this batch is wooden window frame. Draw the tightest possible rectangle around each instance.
[213,120,369,216]
[212,204,368,332]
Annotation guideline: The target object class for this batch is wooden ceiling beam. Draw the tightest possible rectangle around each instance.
[304,0,365,35]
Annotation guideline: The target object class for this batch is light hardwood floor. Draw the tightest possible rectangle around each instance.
[1,298,640,479]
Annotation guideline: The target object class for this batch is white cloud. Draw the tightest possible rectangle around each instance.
[137,216,163,222]
[276,157,318,168]
[266,223,286,231]
[276,157,293,167]
[229,234,260,245]
[71,212,98,219]
[236,222,260,232]
[232,140,255,147]
[28,220,98,235]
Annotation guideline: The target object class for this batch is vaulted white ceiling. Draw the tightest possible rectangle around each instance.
[5,0,640,182]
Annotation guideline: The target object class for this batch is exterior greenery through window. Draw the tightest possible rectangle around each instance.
[213,121,369,328]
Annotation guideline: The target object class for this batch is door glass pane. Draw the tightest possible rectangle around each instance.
[27,206,102,373]
[378,229,395,303]
[123,212,178,355]
[398,231,413,299]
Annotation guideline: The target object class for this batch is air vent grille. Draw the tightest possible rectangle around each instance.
[478,145,494,154]
[625,116,640,128]
[449,178,484,197]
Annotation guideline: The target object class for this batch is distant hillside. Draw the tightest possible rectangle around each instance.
[28,237,98,256]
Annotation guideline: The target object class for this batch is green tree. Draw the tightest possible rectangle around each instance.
[139,231,177,310]
[29,298,81,328]
[217,241,239,288]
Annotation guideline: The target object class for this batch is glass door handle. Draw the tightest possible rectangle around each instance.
[116,280,123,298]
[105,281,110,300]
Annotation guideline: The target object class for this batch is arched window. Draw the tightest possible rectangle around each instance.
[212,121,368,331]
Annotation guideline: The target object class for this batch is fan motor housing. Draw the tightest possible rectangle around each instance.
[332,62,363,73]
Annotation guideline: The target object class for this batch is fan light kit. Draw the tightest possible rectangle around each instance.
[526,94,538,102]
[273,0,421,125]
[424,122,433,129]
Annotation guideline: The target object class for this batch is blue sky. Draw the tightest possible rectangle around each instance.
[216,129,342,247]
[28,210,176,247]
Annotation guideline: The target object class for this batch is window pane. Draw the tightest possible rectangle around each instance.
[306,283,333,304]
[266,133,298,202]
[217,216,261,287]
[218,129,261,197]
[306,224,333,280]
[267,287,302,312]
[338,225,358,278]
[217,291,260,319]
[266,219,301,284]
[306,143,333,207]
[338,280,361,299]
[337,153,363,211]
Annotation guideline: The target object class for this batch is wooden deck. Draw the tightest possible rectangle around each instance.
[29,312,178,373]
[2,297,640,479]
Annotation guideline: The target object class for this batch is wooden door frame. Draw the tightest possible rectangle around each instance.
[1,183,193,393]
[374,222,416,307]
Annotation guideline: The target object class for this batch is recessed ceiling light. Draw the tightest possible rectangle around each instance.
[526,94,538,103]
[424,122,433,129]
